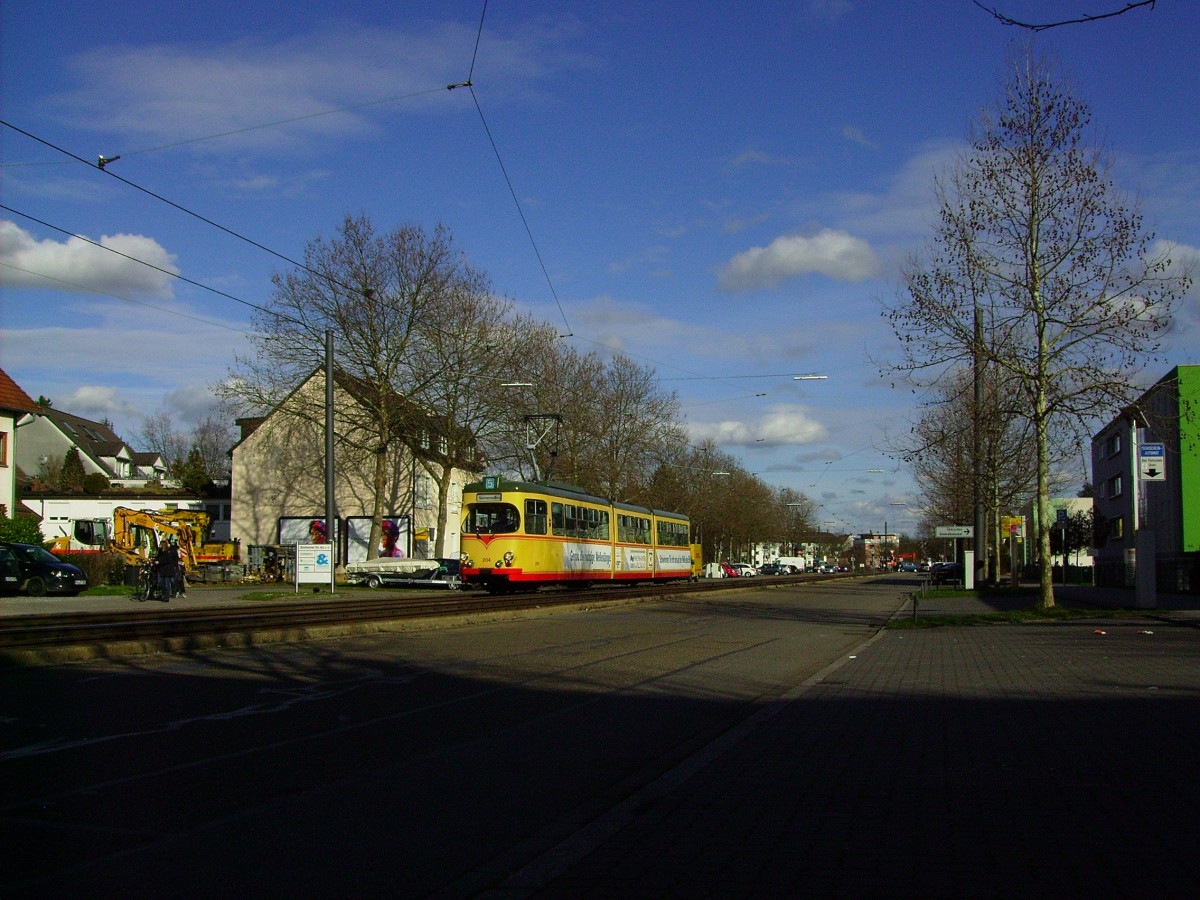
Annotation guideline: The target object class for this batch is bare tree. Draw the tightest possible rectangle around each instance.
[904,367,1049,579]
[886,54,1189,606]
[138,410,189,474]
[190,416,235,482]
[218,215,514,558]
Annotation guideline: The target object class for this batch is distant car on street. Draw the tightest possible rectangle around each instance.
[898,561,920,573]
[731,563,757,577]
[758,562,787,576]
[0,542,89,596]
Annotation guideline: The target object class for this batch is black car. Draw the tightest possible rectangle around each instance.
[0,542,89,596]
[0,545,22,594]
[930,562,964,586]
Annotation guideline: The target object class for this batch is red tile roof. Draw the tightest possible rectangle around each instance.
[0,367,39,414]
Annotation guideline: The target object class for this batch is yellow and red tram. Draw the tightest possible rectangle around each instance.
[459,477,699,593]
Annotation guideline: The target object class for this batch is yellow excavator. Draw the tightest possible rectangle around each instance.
[110,507,203,574]
[157,510,239,566]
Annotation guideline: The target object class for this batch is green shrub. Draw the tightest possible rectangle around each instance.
[82,472,111,493]
[58,552,129,586]
[0,516,44,545]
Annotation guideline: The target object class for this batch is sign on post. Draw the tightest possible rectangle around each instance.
[1140,442,1166,481]
[935,526,973,538]
[1000,516,1025,538]
[296,543,335,592]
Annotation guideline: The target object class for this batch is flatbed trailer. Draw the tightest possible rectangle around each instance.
[343,557,463,590]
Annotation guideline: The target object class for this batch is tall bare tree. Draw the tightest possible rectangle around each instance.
[886,54,1189,606]
[218,215,515,558]
[139,412,234,486]
[905,367,1048,579]
[138,410,189,475]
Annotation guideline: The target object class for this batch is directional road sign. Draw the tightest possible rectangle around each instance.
[935,525,974,538]
[1140,442,1166,481]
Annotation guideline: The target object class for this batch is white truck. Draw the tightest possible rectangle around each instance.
[773,556,808,573]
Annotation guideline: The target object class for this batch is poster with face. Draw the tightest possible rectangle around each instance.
[278,517,341,549]
[344,516,410,563]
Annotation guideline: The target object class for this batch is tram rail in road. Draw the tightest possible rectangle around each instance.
[0,572,857,665]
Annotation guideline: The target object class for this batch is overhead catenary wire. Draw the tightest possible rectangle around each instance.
[2,50,750,406]
[0,260,256,336]
[0,202,295,328]
[0,5,788,431]
[3,134,835,460]
[1,118,351,297]
[0,86,451,170]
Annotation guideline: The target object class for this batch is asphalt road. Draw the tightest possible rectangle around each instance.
[1,577,908,897]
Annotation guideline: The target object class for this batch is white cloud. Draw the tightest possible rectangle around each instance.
[1154,240,1200,350]
[689,404,828,448]
[718,228,881,291]
[1153,239,1199,284]
[841,124,878,150]
[0,220,178,297]
[56,385,144,427]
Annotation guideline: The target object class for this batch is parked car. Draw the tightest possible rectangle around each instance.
[931,562,964,585]
[719,562,740,578]
[0,545,22,594]
[758,562,787,576]
[732,563,757,577]
[898,561,920,573]
[0,542,89,596]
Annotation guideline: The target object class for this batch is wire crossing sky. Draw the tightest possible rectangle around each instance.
[1,0,1196,533]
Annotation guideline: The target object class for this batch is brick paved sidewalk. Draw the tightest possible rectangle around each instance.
[521,620,1200,898]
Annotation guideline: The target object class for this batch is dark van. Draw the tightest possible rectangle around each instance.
[0,542,89,596]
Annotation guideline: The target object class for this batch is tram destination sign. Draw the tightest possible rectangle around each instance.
[935,525,974,538]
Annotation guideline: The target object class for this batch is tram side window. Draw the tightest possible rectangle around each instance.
[552,503,580,537]
[587,507,610,539]
[550,502,608,539]
[619,514,649,544]
[525,499,548,535]
[656,520,689,547]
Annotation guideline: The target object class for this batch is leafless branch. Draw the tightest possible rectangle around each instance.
[973,0,1156,32]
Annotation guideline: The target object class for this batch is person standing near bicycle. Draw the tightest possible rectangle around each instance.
[152,538,180,603]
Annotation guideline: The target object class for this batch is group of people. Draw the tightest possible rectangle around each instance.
[146,538,187,603]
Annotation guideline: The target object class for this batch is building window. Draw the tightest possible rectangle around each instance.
[1110,516,1124,540]
[1106,474,1122,498]
[1106,433,1121,457]
[0,431,7,466]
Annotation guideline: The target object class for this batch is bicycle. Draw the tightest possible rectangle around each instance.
[130,563,157,603]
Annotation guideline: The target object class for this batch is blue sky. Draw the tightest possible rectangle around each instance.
[2,0,1197,535]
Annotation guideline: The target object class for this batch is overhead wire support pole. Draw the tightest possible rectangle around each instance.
[325,329,337,593]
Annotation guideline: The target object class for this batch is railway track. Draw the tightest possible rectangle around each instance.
[0,578,748,659]
[0,574,845,664]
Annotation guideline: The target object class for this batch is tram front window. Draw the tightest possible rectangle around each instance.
[465,504,520,534]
